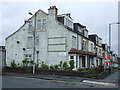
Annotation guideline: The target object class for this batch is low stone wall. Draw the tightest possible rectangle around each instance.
[2,67,111,79]
[2,67,26,73]
[36,69,89,77]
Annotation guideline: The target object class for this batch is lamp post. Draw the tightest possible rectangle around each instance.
[108,22,120,74]
[29,12,37,74]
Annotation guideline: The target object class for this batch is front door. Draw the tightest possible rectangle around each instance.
[82,56,86,67]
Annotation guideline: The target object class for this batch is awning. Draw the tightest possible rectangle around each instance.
[68,48,96,56]
[96,55,104,59]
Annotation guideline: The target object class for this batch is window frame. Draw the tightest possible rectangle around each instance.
[28,21,33,32]
[24,54,32,60]
[35,36,39,45]
[82,40,86,51]
[72,36,77,49]
[42,19,47,30]
[37,19,42,31]
[27,36,33,48]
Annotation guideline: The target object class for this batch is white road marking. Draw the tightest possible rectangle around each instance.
[82,80,117,87]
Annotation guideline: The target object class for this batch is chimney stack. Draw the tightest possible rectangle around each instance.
[48,5,58,19]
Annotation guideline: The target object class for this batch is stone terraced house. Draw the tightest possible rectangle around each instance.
[5,6,117,69]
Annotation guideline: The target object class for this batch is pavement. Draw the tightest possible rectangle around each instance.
[82,70,119,87]
[2,70,120,88]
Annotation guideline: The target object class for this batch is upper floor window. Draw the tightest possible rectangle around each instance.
[95,47,98,54]
[27,36,33,47]
[72,36,76,49]
[99,49,102,55]
[37,20,42,31]
[82,40,86,51]
[35,36,39,45]
[43,19,47,30]
[28,21,33,32]
[91,43,93,52]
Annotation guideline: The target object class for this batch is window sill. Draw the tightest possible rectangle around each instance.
[28,31,33,33]
[27,47,33,49]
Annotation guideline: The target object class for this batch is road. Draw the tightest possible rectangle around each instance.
[2,76,90,88]
[2,75,119,88]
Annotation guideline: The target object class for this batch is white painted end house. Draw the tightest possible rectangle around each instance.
[5,6,100,69]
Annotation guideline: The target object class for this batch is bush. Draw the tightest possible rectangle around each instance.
[69,60,74,70]
[63,61,69,70]
[40,62,49,69]
[78,68,87,72]
[54,65,59,70]
[50,65,54,70]
[22,59,29,66]
[30,60,34,64]
[10,60,17,68]
[59,61,63,70]
[87,68,96,74]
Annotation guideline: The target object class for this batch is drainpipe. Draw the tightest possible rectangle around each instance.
[77,33,78,50]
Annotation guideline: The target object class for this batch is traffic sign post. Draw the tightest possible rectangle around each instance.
[104,58,110,63]
[104,58,111,74]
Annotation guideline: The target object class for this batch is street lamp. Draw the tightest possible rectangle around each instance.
[109,22,120,55]
[29,12,37,74]
[108,22,120,74]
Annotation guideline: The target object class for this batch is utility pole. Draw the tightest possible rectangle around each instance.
[108,22,120,74]
[29,12,37,74]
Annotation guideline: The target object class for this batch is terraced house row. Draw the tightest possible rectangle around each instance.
[5,6,118,69]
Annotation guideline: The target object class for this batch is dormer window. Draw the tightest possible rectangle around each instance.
[98,38,102,44]
[105,44,107,51]
[83,29,88,37]
[78,26,83,33]
[57,14,73,29]
[65,18,73,29]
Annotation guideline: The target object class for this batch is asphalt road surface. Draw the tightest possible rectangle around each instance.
[2,75,118,88]
[2,76,91,88]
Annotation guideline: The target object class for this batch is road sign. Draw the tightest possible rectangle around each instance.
[104,58,110,63]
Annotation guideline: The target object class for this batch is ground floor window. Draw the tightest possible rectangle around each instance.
[70,56,74,60]
[24,54,32,60]
[87,56,90,68]
[76,56,78,68]
[79,56,81,68]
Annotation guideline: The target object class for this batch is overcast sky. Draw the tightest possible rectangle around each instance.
[0,0,119,54]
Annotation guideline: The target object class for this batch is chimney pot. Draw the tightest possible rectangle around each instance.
[50,5,56,9]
